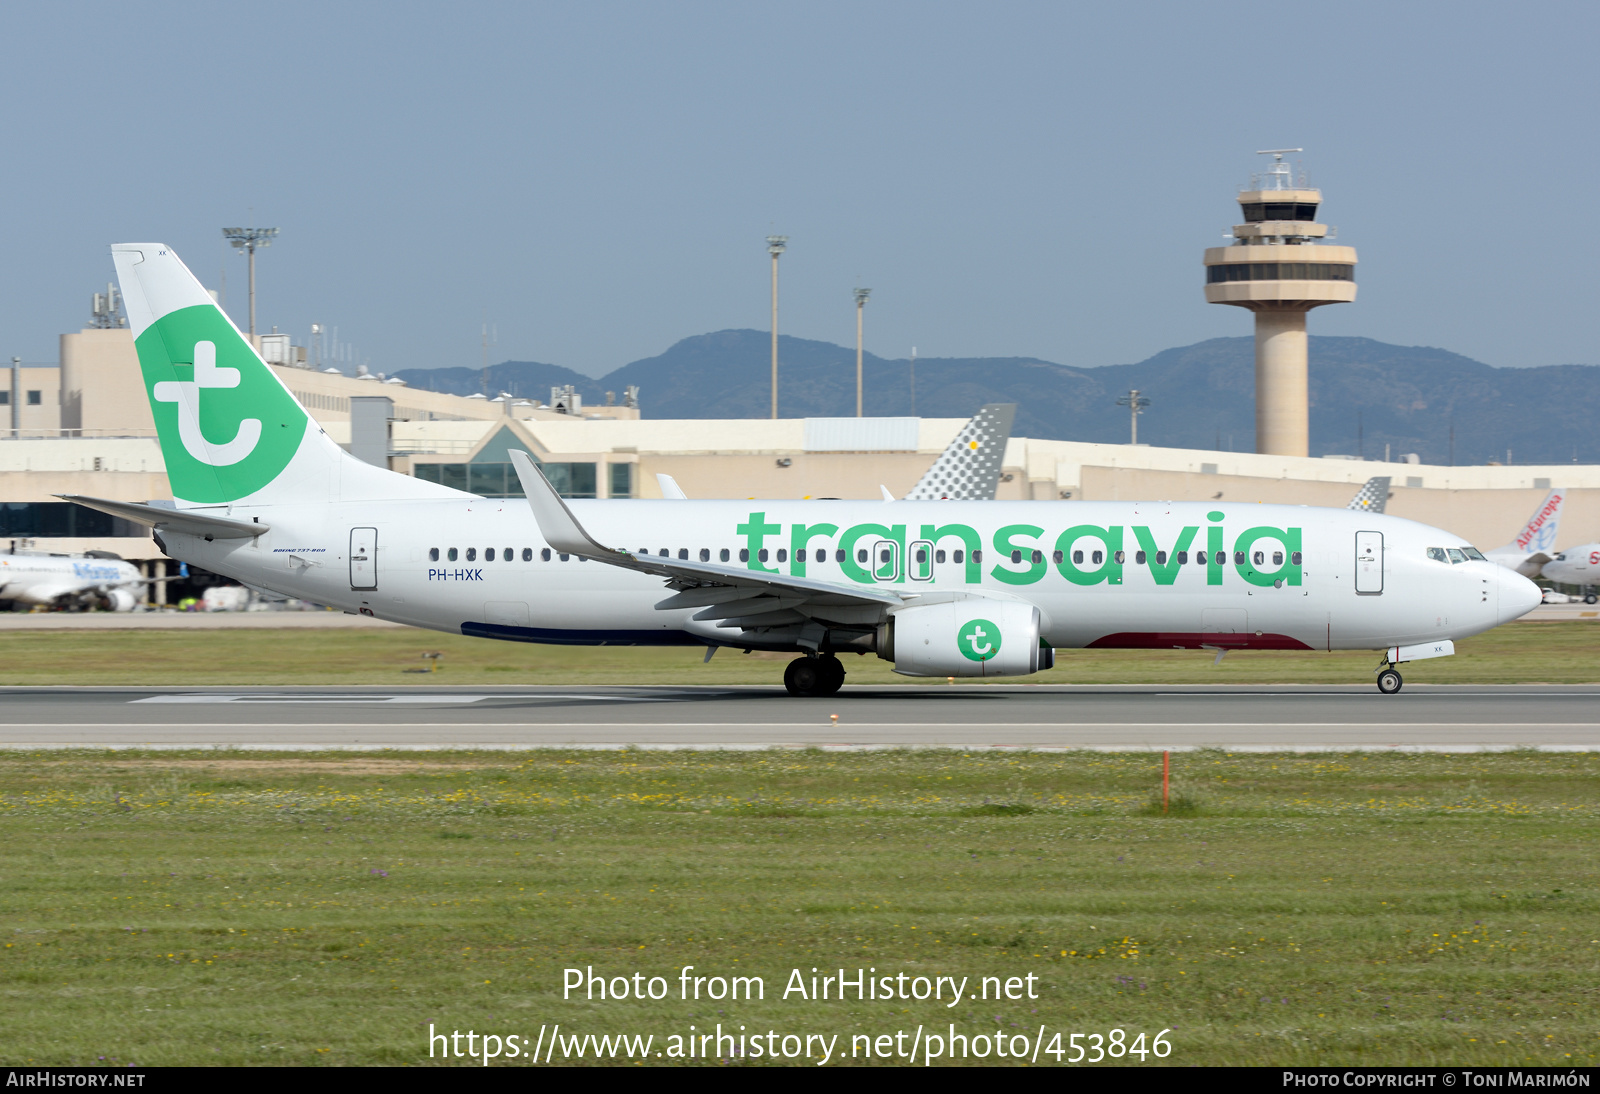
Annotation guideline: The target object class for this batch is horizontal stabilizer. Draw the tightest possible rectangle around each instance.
[57,495,268,539]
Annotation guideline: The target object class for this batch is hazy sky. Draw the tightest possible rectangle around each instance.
[3,2,1596,376]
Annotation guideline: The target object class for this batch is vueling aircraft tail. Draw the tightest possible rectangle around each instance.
[110,243,460,509]
[902,403,1016,500]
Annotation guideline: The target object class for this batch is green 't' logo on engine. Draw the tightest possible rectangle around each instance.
[135,305,307,503]
[957,618,1001,662]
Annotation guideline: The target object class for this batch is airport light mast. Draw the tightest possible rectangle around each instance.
[1203,151,1356,457]
[854,287,871,416]
[767,235,787,419]
[223,226,279,337]
[1116,388,1150,445]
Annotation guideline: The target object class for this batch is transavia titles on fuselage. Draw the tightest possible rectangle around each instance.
[63,243,1541,696]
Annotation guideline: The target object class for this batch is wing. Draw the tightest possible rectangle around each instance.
[509,450,905,649]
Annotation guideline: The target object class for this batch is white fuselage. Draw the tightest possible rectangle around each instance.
[158,497,1539,654]
[1543,543,1600,588]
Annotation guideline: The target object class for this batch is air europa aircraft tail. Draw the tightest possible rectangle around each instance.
[110,243,461,509]
[1498,488,1565,556]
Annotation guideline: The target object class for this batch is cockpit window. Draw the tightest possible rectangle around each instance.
[1426,547,1448,563]
[1446,548,1467,564]
[1461,546,1487,561]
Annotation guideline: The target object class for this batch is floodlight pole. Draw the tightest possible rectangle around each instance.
[854,288,871,417]
[767,236,787,419]
[222,227,279,336]
[1116,388,1150,445]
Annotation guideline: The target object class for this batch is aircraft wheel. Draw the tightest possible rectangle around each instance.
[1585,593,1598,605]
[812,655,845,697]
[784,657,823,696]
[1376,667,1403,695]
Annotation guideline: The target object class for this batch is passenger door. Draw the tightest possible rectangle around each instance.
[1355,530,1384,595]
[872,539,901,582]
[350,527,378,590]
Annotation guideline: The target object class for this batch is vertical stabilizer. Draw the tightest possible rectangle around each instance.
[110,243,461,508]
[903,404,1016,500]
[1346,476,1391,514]
[1500,488,1565,555]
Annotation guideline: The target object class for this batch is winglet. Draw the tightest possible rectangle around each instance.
[657,473,688,500]
[879,484,895,502]
[508,450,627,560]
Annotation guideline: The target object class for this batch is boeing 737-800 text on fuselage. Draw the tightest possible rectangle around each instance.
[64,244,1540,696]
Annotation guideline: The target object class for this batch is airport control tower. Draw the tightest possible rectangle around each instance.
[1204,151,1357,457]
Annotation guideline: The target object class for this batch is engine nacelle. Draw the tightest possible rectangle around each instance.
[884,599,1047,677]
[104,588,138,613]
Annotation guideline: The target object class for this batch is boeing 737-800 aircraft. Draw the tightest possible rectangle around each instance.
[63,244,1540,695]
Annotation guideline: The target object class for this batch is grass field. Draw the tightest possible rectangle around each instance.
[0,619,1595,687]
[2,748,1597,1067]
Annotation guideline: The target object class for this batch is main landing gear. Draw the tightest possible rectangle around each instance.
[784,654,845,697]
[1376,665,1403,694]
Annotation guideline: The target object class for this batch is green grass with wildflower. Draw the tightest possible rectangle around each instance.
[2,748,1597,1067]
[0,619,1594,686]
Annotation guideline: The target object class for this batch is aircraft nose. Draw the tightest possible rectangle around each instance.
[1496,566,1541,624]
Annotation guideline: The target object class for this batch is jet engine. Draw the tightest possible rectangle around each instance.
[881,598,1052,677]
[103,588,138,612]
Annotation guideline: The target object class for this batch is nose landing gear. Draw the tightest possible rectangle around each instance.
[1376,665,1403,694]
[784,654,846,697]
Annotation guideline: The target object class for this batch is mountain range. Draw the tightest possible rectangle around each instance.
[394,331,1600,466]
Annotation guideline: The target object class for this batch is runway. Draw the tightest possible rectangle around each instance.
[2,684,1598,750]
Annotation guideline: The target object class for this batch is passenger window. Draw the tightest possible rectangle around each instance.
[504,547,512,561]
[720,548,730,562]
[1272,551,1283,565]
[1135,551,1147,564]
[699,548,710,562]
[1092,550,1103,564]
[953,549,965,564]
[972,550,982,563]
[776,549,788,563]
[559,553,570,562]
[447,548,458,561]
[1114,551,1125,564]
[678,549,688,560]
[1031,550,1043,564]
[815,549,826,563]
[1051,550,1062,564]
[1447,548,1466,564]
[1073,550,1083,564]
[1011,550,1022,564]
[915,549,927,564]
[1291,551,1302,565]
[522,548,533,562]
[857,549,868,563]
[740,549,750,562]
[835,549,846,563]
[466,548,477,561]
[936,550,947,564]
[429,548,439,561]
[541,548,551,561]
[1215,551,1226,565]
[1252,551,1264,566]
[1234,551,1246,565]
[1176,551,1188,564]
[486,548,495,561]
[759,549,769,562]
[1156,551,1167,565]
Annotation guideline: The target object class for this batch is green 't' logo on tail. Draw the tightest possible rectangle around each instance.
[958,618,1001,662]
[136,305,306,503]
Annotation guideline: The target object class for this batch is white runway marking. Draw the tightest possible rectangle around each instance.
[129,693,662,705]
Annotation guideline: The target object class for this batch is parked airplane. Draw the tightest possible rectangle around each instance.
[0,548,143,611]
[1541,543,1600,601]
[1485,489,1565,577]
[63,243,1540,695]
